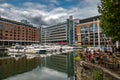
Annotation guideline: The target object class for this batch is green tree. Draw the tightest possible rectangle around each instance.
[98,0,120,41]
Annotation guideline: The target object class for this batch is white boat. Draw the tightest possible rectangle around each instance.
[7,44,25,53]
[25,44,41,53]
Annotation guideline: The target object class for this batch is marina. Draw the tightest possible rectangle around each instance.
[7,44,74,57]
[0,45,75,80]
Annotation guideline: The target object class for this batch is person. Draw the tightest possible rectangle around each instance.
[103,53,108,63]
[104,47,108,53]
[99,54,103,64]
[118,46,120,53]
[79,52,83,59]
[59,47,62,52]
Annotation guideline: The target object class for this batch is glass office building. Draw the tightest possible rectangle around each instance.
[41,16,79,46]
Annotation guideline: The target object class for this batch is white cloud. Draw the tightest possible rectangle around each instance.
[70,0,100,18]
[49,0,60,5]
[0,0,100,27]
[0,3,12,8]
[23,2,47,10]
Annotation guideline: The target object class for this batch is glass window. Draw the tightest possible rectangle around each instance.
[90,23,97,33]
[80,26,88,34]
[10,27,12,33]
[14,26,16,30]
[0,24,3,30]
[5,27,8,32]
[81,34,88,42]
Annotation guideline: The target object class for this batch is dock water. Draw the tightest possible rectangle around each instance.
[0,56,40,79]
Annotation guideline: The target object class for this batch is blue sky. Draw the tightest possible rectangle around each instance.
[0,0,100,27]
[1,0,80,9]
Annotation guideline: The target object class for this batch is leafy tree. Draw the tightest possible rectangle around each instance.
[98,0,120,41]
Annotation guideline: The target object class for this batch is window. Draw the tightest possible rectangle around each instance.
[10,27,12,33]
[80,26,88,34]
[81,34,88,42]
[5,27,8,32]
[22,29,24,32]
[0,24,2,36]
[14,26,16,31]
[0,24,3,30]
[90,23,97,33]
[5,34,8,36]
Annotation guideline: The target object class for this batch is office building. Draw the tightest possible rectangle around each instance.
[41,16,79,46]
[76,15,110,47]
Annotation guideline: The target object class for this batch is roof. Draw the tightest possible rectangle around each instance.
[0,17,36,29]
[80,15,101,23]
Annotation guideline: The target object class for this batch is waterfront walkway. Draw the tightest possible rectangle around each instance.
[75,61,120,80]
[75,49,120,80]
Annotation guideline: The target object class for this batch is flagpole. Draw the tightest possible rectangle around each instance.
[97,18,100,48]
[93,19,95,47]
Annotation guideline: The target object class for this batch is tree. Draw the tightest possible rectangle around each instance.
[98,0,120,42]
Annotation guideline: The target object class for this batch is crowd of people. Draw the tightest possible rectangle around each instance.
[78,46,120,64]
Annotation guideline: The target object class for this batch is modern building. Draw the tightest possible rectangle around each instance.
[41,16,79,46]
[76,15,111,47]
[0,17,40,46]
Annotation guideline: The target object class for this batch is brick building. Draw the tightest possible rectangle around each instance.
[76,15,111,47]
[0,17,40,46]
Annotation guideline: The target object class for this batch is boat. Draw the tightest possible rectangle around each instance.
[7,44,25,53]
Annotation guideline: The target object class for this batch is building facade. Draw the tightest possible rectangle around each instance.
[41,16,79,46]
[76,15,110,47]
[0,17,40,46]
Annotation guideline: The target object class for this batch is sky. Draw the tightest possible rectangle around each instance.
[0,0,100,27]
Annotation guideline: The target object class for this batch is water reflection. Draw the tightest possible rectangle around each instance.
[5,52,75,80]
[5,67,67,80]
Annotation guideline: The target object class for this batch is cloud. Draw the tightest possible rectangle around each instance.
[22,2,47,10]
[49,0,60,5]
[0,0,100,27]
[69,0,100,18]
[0,3,68,27]
[0,3,12,8]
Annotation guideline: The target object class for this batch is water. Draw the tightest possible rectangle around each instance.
[5,52,75,80]
[5,67,67,80]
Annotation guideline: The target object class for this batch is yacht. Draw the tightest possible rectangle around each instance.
[7,44,25,53]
